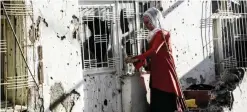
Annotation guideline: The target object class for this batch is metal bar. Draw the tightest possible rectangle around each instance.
[1,2,39,89]
[228,2,235,68]
[240,1,246,66]
[236,1,242,67]
[105,7,109,67]
[93,11,97,68]
[204,1,209,56]
[244,1,247,66]
[98,6,103,67]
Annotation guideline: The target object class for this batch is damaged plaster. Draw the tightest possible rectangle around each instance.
[28,16,49,43]
[50,83,80,112]
[27,87,44,112]
[71,15,79,39]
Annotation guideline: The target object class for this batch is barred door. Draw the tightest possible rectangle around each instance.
[212,1,247,76]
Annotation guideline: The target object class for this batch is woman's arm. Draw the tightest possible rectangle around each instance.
[135,31,165,60]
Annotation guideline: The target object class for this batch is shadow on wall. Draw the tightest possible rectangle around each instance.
[162,1,184,17]
[178,54,215,89]
[45,81,83,112]
[178,0,216,88]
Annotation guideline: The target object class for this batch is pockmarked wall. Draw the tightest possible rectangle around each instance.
[161,0,216,88]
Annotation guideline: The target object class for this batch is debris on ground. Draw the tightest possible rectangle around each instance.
[184,68,245,112]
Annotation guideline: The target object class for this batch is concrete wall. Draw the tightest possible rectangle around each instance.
[161,0,216,88]
[26,0,123,112]
[26,0,84,111]
[24,0,220,112]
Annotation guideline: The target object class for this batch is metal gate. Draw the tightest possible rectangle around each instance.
[212,1,247,76]
[1,0,38,111]
[78,1,161,112]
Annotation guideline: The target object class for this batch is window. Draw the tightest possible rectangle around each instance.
[79,1,163,74]
[212,1,247,76]
[79,4,120,73]
[1,1,36,111]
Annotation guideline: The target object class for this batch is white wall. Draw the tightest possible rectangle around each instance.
[161,0,216,88]
[27,0,122,112]
[122,1,216,112]
[24,0,224,112]
[27,0,84,111]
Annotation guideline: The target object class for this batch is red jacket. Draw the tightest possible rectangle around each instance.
[134,30,183,98]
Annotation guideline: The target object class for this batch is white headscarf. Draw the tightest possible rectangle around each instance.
[143,7,166,42]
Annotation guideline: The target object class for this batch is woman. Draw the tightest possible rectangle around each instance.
[125,7,186,112]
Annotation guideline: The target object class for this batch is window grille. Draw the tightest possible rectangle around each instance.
[211,1,247,76]
[1,1,37,111]
[79,1,163,74]
[79,4,120,72]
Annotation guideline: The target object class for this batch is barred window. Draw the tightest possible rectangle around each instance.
[79,4,121,73]
[79,1,163,74]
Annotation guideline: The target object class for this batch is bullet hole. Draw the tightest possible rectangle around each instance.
[72,5,74,6]
[118,89,121,93]
[79,62,80,64]
[57,34,60,38]
[43,19,48,27]
[67,63,69,65]
[176,55,178,58]
[95,105,97,108]
[72,15,79,21]
[209,56,212,59]
[10,48,12,51]
[50,77,53,80]
[112,92,116,97]
[195,53,197,56]
[98,89,100,92]
[60,10,64,13]
[73,31,77,39]
[104,99,108,106]
[61,35,66,40]
[84,79,87,82]
[67,26,70,29]
[192,24,195,26]
[71,53,72,55]
[192,58,194,60]
[174,28,176,31]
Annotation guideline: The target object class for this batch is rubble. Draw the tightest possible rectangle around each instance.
[186,68,245,112]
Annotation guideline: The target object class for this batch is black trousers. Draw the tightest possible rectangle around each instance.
[150,88,177,112]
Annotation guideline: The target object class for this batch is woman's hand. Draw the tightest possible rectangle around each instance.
[125,56,139,63]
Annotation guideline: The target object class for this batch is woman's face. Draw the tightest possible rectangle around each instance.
[143,16,155,31]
